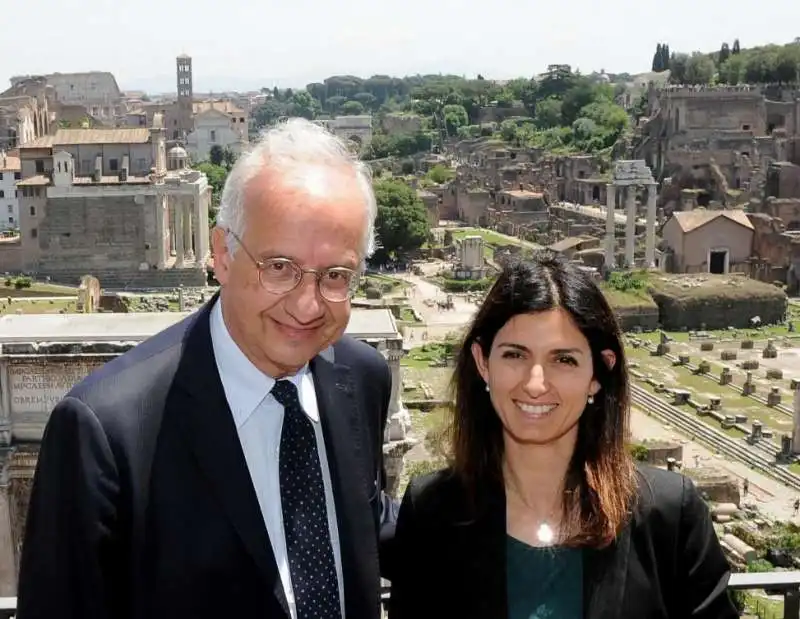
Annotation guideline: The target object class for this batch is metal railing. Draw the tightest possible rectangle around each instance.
[0,573,798,619]
[374,572,800,619]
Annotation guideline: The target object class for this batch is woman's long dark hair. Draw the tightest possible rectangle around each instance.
[450,250,636,548]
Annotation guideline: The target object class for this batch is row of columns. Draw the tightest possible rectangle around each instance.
[155,194,208,270]
[604,183,658,269]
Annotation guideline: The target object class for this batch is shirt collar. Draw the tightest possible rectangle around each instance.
[209,298,311,429]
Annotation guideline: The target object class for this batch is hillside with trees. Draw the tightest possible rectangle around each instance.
[251,66,630,160]
[651,38,800,85]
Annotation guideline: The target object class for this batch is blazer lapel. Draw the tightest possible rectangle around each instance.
[311,352,380,619]
[466,484,508,618]
[583,524,631,619]
[173,299,290,616]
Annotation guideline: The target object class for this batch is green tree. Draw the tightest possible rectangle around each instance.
[442,104,468,136]
[732,39,741,55]
[719,42,731,65]
[719,55,745,84]
[253,100,287,128]
[372,179,429,262]
[534,98,562,129]
[775,45,800,83]
[353,92,378,110]
[669,53,689,84]
[209,144,224,166]
[426,164,454,184]
[195,162,228,224]
[287,91,319,120]
[685,52,715,85]
[652,44,664,72]
[340,100,365,115]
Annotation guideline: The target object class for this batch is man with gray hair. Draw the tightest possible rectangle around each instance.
[18,118,395,619]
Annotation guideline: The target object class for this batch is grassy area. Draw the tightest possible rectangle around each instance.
[399,307,419,323]
[364,273,411,289]
[0,280,78,298]
[402,342,455,369]
[0,298,76,314]
[451,227,542,253]
[601,285,658,309]
[627,345,793,433]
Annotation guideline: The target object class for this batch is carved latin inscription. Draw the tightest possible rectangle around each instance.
[8,362,103,415]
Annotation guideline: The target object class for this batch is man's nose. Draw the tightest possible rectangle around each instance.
[287,273,324,320]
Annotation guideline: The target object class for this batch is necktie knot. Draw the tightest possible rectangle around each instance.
[271,379,299,408]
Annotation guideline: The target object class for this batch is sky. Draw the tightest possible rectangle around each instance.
[3,0,799,94]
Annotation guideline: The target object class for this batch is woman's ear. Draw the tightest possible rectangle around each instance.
[471,341,490,384]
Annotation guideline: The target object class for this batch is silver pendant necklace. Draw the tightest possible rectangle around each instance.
[506,480,562,546]
[536,522,556,545]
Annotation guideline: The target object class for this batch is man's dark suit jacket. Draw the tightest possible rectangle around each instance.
[17,298,393,619]
[387,465,738,619]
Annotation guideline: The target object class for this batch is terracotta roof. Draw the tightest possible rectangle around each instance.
[671,209,754,233]
[21,128,150,148]
[192,100,244,116]
[0,155,20,172]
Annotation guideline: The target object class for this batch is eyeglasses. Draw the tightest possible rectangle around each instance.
[228,231,360,302]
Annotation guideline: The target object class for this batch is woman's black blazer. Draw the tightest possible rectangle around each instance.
[385,464,738,619]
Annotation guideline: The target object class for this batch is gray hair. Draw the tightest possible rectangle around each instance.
[217,117,377,258]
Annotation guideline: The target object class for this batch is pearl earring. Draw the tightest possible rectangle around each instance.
[587,394,595,404]
[485,384,490,393]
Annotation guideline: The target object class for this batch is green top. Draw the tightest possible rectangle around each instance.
[506,535,583,619]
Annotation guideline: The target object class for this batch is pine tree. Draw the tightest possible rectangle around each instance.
[719,42,731,65]
[652,44,663,72]
[661,45,671,70]
[732,39,741,55]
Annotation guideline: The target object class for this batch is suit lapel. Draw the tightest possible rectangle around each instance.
[583,524,631,619]
[311,352,380,619]
[173,299,290,617]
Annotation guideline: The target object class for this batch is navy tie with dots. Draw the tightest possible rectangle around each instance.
[272,380,342,619]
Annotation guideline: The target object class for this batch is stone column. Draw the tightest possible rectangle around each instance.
[183,201,194,261]
[384,339,410,441]
[196,188,211,264]
[793,384,800,454]
[645,183,658,268]
[174,197,185,268]
[604,184,616,269]
[625,186,637,268]
[155,194,168,269]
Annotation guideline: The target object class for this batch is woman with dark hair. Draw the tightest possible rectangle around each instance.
[387,251,736,619]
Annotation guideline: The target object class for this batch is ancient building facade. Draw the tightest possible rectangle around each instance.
[10,72,123,122]
[0,154,20,231]
[635,85,800,213]
[2,115,212,287]
[186,101,249,162]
